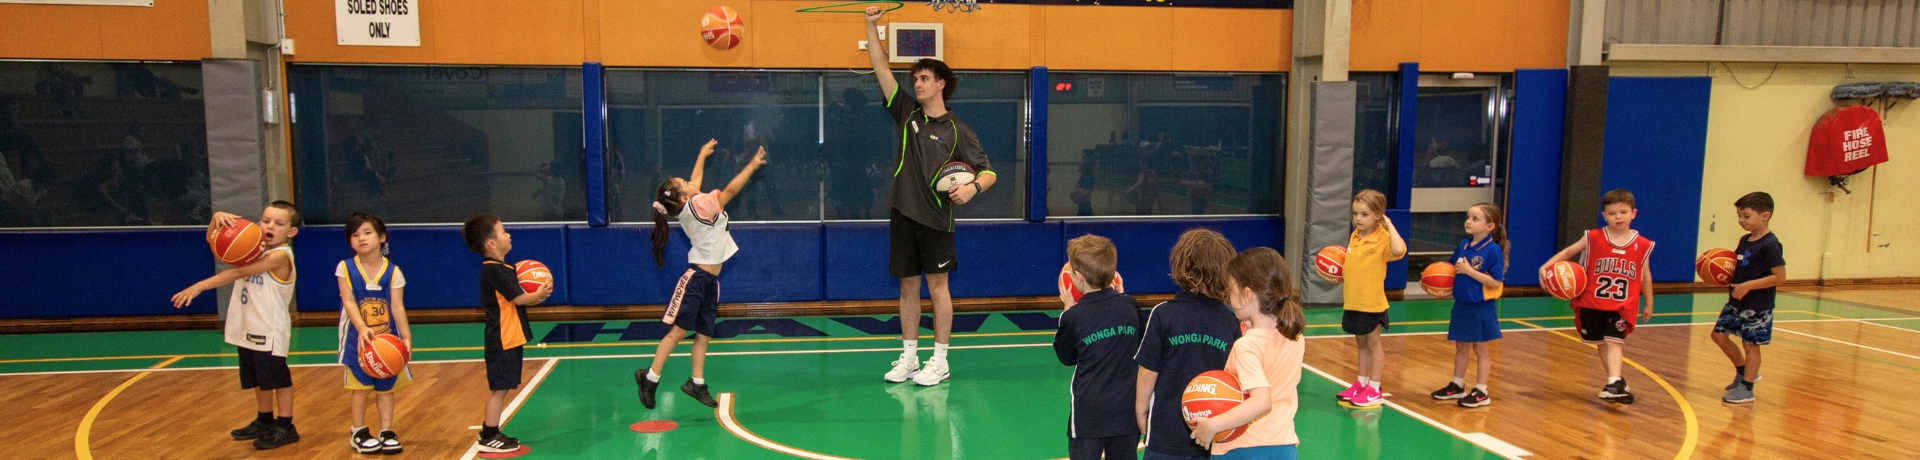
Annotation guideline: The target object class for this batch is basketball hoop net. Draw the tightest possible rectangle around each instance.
[928,0,979,13]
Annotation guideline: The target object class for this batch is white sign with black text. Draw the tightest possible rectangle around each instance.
[336,0,418,47]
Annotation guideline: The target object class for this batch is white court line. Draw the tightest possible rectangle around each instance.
[3,317,1893,378]
[717,393,854,460]
[1850,318,1920,335]
[1773,328,1920,362]
[458,358,559,460]
[1302,364,1529,460]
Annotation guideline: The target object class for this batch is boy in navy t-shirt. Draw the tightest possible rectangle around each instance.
[1712,192,1786,404]
[1134,229,1241,460]
[1054,235,1142,460]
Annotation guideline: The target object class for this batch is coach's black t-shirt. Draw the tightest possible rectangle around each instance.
[1134,290,1241,457]
[883,85,992,232]
[1729,232,1785,312]
[1053,289,1144,440]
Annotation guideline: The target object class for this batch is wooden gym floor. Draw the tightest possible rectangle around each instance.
[8,287,1919,459]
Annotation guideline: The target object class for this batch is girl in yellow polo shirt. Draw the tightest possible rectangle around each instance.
[1335,189,1405,407]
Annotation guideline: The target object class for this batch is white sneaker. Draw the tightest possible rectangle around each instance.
[884,355,920,383]
[913,357,950,386]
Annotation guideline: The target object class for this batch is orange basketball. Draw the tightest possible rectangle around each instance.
[209,218,266,266]
[1541,260,1587,301]
[1058,262,1123,307]
[1421,262,1456,299]
[1181,370,1249,443]
[515,260,553,294]
[1314,245,1348,284]
[701,6,744,50]
[1696,248,1736,286]
[358,333,409,379]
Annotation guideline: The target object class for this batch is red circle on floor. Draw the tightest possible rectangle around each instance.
[630,420,678,433]
[476,445,532,459]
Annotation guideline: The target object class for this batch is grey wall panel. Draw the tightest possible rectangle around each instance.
[1608,0,1920,47]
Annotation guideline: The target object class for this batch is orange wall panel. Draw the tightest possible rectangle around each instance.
[1043,6,1172,71]
[0,2,207,61]
[1350,0,1566,73]
[1171,8,1289,72]
[288,0,585,65]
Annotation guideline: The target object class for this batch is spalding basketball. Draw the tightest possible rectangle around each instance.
[1181,370,1249,444]
[515,260,553,293]
[701,6,744,50]
[1058,262,1123,307]
[210,218,266,266]
[1541,261,1587,301]
[358,333,410,380]
[1696,248,1736,286]
[1421,262,1456,299]
[1314,245,1348,284]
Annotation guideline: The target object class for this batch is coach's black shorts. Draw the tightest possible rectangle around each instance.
[890,209,957,279]
[237,347,292,391]
[1342,310,1390,335]
[485,346,525,391]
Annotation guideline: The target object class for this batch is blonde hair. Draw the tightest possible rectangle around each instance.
[1169,229,1236,302]
[1353,189,1387,231]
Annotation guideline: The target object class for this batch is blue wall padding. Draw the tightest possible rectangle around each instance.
[1061,218,1281,295]
[292,225,570,312]
[570,224,824,305]
[1601,77,1711,283]
[1507,69,1569,286]
[823,222,895,301]
[0,229,219,318]
[950,221,1064,298]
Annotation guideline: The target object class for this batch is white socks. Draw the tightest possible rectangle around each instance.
[646,369,660,383]
[692,377,705,385]
[1451,377,1465,386]
[1475,384,1488,392]
[933,342,949,360]
[902,340,918,357]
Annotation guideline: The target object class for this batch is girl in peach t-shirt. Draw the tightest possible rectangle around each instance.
[1190,247,1306,459]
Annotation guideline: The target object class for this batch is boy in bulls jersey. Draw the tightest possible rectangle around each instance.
[335,212,413,454]
[1540,189,1655,404]
[461,214,553,453]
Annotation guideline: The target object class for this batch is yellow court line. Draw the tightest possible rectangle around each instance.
[1510,320,1697,460]
[75,357,178,459]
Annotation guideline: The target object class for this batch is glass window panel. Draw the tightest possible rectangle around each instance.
[1045,72,1282,217]
[606,70,820,223]
[289,65,586,225]
[0,61,209,227]
[1351,72,1398,203]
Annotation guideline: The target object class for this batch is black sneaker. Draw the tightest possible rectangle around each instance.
[230,419,271,441]
[1458,389,1491,408]
[1430,382,1467,400]
[379,430,402,454]
[636,369,660,409]
[681,379,718,408]
[1599,379,1635,405]
[351,427,380,454]
[253,424,300,450]
[475,431,521,453]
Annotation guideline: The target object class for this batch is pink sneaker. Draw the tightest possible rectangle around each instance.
[1336,381,1363,402]
[1350,384,1384,407]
